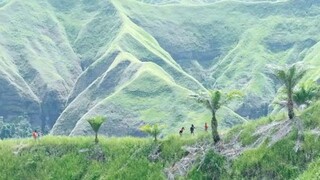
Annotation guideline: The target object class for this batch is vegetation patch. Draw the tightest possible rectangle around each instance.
[0,134,209,180]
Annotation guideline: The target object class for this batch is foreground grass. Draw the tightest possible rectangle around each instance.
[2,103,320,180]
[188,102,320,179]
[0,133,210,180]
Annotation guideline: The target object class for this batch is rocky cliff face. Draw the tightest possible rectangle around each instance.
[1,0,320,136]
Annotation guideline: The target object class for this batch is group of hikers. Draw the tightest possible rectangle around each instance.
[31,123,209,139]
[179,122,208,136]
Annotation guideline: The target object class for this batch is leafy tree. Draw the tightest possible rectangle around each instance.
[140,124,163,141]
[271,82,320,114]
[271,63,307,119]
[13,116,32,138]
[191,90,242,144]
[293,82,320,109]
[87,116,106,144]
[0,116,32,139]
[0,124,14,139]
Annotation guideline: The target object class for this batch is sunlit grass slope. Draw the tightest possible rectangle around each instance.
[2,0,320,138]
[2,101,320,179]
[189,101,320,179]
[0,0,82,127]
[51,0,246,136]
[0,133,209,180]
[116,0,320,119]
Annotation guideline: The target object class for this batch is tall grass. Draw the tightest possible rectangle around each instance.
[0,133,210,180]
[188,101,320,179]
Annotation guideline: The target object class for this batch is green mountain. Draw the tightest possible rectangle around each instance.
[1,0,320,136]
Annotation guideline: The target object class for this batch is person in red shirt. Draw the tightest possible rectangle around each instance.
[32,130,38,140]
[205,123,208,132]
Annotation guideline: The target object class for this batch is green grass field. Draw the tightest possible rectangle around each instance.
[2,101,320,179]
[0,133,210,180]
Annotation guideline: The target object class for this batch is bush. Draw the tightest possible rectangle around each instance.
[0,116,32,139]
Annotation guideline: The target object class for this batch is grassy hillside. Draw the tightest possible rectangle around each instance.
[0,0,82,129]
[51,9,214,136]
[51,0,320,136]
[2,101,320,179]
[118,0,320,118]
[188,101,320,179]
[52,0,320,135]
[0,133,209,180]
[1,0,320,138]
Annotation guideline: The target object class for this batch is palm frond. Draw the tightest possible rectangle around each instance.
[190,91,213,110]
[191,89,242,112]
[87,116,106,133]
[209,90,221,110]
[290,64,307,87]
[293,82,320,107]
[270,63,307,94]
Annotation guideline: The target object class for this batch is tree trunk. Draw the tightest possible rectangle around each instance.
[287,90,295,120]
[211,111,220,144]
[95,132,98,144]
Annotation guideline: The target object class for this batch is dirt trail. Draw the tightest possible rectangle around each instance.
[214,131,244,159]
[165,133,245,179]
[164,142,209,180]
[310,128,320,136]
[253,120,292,147]
[164,119,296,179]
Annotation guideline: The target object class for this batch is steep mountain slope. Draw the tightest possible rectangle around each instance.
[1,0,320,136]
[0,0,82,129]
[1,0,225,136]
[51,2,211,136]
[118,0,320,118]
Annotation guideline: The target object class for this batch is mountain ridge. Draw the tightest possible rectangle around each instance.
[1,0,320,137]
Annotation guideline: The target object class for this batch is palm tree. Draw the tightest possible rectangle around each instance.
[87,116,106,144]
[191,90,241,144]
[271,63,306,120]
[140,124,163,142]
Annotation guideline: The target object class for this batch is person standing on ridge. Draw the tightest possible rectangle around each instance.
[32,130,38,140]
[190,124,195,135]
[179,127,185,136]
[204,122,208,132]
